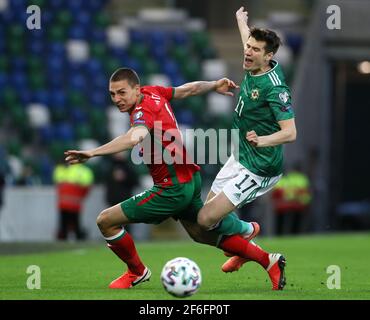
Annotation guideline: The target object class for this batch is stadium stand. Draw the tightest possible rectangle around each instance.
[0,0,227,186]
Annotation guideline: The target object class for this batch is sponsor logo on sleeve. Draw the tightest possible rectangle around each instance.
[133,111,145,124]
[133,111,144,120]
[133,120,146,124]
[280,105,292,112]
[279,91,289,104]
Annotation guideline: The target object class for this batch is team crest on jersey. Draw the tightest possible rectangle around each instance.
[279,91,289,104]
[251,89,259,100]
[133,111,143,120]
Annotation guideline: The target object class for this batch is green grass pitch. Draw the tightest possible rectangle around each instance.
[1,233,370,300]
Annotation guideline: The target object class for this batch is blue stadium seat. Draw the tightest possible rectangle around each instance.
[70,107,88,124]
[38,125,54,144]
[67,0,85,11]
[162,59,181,79]
[10,2,28,24]
[151,45,168,63]
[12,56,26,71]
[11,71,27,89]
[85,58,103,74]
[68,59,87,72]
[48,73,65,89]
[129,29,146,44]
[28,39,45,55]
[49,89,67,107]
[0,9,15,24]
[48,42,66,57]
[176,109,195,126]
[0,30,4,53]
[54,122,75,141]
[149,30,169,48]
[90,28,106,42]
[46,56,65,74]
[14,11,29,25]
[32,90,50,105]
[110,47,128,61]
[39,155,54,184]
[75,11,92,27]
[70,73,87,91]
[172,30,189,46]
[50,104,68,123]
[27,27,45,41]
[41,10,54,26]
[92,74,108,90]
[0,73,7,88]
[170,74,186,87]
[89,91,108,106]
[124,57,142,74]
[49,0,64,10]
[19,89,33,105]
[10,0,27,10]
[89,0,108,11]
[68,25,88,40]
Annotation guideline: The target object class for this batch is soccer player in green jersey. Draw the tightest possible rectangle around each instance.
[196,7,297,290]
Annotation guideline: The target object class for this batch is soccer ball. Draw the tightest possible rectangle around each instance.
[160,257,202,298]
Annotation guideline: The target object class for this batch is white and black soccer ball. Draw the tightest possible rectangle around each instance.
[160,257,202,298]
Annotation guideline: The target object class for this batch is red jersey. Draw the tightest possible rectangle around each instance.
[129,86,200,186]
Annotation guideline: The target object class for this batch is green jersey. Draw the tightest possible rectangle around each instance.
[232,60,294,177]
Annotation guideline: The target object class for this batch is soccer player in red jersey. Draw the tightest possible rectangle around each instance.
[65,68,267,289]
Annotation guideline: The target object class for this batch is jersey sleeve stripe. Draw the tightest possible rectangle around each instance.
[268,73,278,86]
[272,71,282,85]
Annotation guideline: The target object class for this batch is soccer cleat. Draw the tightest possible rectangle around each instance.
[221,241,262,273]
[109,267,151,289]
[266,253,286,290]
[224,222,260,257]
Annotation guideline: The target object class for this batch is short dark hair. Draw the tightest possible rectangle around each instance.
[110,68,140,86]
[250,28,282,54]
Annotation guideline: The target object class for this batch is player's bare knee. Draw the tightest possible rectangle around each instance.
[96,209,111,232]
[197,210,213,230]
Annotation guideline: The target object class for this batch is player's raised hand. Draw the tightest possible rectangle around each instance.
[236,6,248,22]
[215,78,239,96]
[246,130,259,147]
[64,150,94,164]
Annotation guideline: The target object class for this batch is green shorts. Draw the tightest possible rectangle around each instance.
[121,171,203,224]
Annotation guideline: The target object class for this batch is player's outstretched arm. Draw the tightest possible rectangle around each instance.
[173,78,239,99]
[65,126,149,164]
[236,6,250,50]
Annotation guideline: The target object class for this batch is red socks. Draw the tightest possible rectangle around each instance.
[219,234,269,268]
[107,231,145,275]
